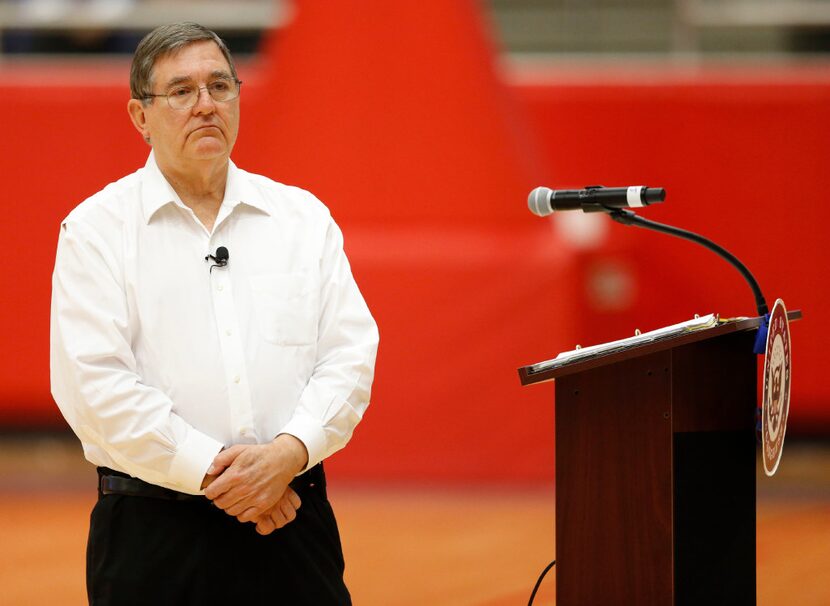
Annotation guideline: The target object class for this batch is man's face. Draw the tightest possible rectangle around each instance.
[129,41,240,169]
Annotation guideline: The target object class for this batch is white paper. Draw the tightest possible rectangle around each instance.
[528,314,719,374]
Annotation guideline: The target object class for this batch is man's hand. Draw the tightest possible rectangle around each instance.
[253,487,302,535]
[204,434,308,523]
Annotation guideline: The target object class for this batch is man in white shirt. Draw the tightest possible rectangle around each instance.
[50,22,378,605]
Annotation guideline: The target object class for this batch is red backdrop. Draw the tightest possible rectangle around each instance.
[0,2,826,483]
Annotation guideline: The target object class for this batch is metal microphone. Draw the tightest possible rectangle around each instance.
[528,185,666,217]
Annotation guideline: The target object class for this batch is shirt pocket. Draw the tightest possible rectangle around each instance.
[249,272,318,346]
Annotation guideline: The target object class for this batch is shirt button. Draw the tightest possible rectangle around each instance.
[225,329,232,336]
[217,284,224,292]
[233,375,241,384]
[240,427,253,437]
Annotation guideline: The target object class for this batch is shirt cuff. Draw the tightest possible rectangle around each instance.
[279,414,327,473]
[168,429,225,494]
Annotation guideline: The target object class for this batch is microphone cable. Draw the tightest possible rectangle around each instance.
[527,559,556,606]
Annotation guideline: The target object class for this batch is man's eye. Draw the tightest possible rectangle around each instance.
[209,81,230,92]
[170,87,193,97]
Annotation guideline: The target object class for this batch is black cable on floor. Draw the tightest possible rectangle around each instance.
[527,559,556,606]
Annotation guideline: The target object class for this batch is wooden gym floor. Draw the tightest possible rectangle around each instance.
[0,434,828,605]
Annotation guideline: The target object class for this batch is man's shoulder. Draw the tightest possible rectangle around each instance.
[63,168,144,229]
[237,168,333,221]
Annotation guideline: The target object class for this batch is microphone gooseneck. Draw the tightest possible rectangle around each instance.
[608,209,768,316]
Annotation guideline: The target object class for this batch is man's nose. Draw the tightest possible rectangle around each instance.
[192,87,216,113]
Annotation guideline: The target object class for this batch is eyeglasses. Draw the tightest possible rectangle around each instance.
[142,79,242,111]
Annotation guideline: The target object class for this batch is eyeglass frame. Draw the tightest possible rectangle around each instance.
[140,78,243,110]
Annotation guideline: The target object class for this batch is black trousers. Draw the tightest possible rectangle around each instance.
[87,465,351,606]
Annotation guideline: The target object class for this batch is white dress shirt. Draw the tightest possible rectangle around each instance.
[50,152,378,495]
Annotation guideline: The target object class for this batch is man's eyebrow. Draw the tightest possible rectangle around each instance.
[164,75,193,88]
[163,71,233,88]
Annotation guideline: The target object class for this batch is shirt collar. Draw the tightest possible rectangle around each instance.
[140,151,271,224]
[223,158,271,217]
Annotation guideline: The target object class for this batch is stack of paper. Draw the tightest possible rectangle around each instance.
[528,314,719,375]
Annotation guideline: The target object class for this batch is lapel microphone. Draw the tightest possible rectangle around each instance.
[205,246,230,272]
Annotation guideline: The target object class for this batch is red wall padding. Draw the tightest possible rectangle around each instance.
[0,3,827,483]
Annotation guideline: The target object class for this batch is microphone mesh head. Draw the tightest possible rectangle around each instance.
[528,187,553,217]
[216,246,229,261]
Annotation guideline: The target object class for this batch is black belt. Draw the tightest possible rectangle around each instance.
[98,463,327,501]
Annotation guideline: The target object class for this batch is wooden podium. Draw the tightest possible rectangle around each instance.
[519,313,799,606]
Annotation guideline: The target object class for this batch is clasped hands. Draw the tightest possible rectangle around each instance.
[201,434,309,536]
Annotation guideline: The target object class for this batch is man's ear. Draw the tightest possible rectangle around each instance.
[127,99,152,145]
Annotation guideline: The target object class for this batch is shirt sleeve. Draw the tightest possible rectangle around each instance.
[279,216,379,471]
[50,219,224,494]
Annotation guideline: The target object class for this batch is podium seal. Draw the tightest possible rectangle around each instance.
[762,299,791,476]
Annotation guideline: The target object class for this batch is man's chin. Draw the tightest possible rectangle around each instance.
[187,140,229,161]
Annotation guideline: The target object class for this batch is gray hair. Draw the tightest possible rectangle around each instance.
[130,22,238,101]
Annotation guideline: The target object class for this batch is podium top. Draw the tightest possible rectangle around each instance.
[518,311,802,386]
